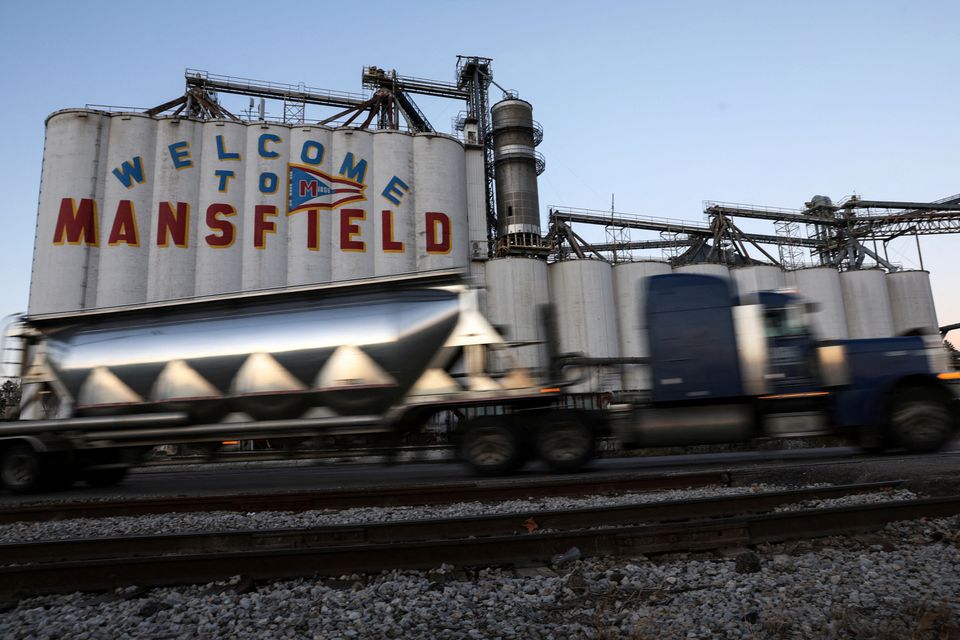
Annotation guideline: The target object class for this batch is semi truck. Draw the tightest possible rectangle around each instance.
[0,269,957,492]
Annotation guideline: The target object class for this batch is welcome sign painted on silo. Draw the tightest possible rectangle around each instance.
[29,110,468,314]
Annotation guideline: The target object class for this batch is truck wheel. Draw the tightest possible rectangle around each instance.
[536,412,594,473]
[458,416,525,476]
[889,387,954,453]
[82,467,129,488]
[1,444,44,494]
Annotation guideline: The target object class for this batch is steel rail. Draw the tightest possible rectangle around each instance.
[0,471,731,524]
[3,482,943,600]
[0,481,903,565]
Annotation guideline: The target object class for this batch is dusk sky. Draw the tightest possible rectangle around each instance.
[1,1,958,339]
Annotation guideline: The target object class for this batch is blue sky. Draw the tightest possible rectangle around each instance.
[1,1,958,338]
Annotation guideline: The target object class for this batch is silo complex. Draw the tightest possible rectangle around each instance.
[787,267,849,340]
[887,270,939,335]
[731,265,785,298]
[840,269,895,338]
[485,258,550,372]
[549,260,620,392]
[29,110,470,315]
[613,261,672,390]
[29,110,110,313]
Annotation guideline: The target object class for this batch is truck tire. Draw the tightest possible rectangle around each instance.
[889,386,954,454]
[536,411,594,473]
[458,416,525,476]
[1,444,44,494]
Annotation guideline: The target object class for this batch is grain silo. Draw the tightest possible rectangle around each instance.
[674,263,730,280]
[372,130,416,276]
[485,257,550,372]
[887,270,939,335]
[730,265,785,298]
[613,261,672,390]
[147,116,202,301]
[286,125,333,287]
[840,269,895,338]
[29,110,110,315]
[548,260,620,392]
[195,119,247,296]
[241,122,290,291]
[787,267,849,340]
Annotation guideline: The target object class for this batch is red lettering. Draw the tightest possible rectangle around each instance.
[299,181,318,197]
[157,202,189,248]
[254,205,277,249]
[53,198,98,245]
[340,209,365,252]
[381,210,404,252]
[107,200,140,246]
[307,209,321,251]
[205,203,236,247]
[425,211,451,254]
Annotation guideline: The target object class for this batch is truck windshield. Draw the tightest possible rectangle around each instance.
[764,305,808,338]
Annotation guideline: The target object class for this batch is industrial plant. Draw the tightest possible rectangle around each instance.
[28,56,960,396]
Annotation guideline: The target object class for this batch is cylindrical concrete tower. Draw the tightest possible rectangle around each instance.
[491,99,542,240]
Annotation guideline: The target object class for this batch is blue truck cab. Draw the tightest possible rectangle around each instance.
[619,273,959,451]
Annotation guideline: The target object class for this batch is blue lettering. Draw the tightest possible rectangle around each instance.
[338,152,367,184]
[215,135,240,160]
[258,133,281,159]
[215,169,235,192]
[111,156,146,188]
[259,172,278,194]
[381,176,410,206]
[168,141,192,169]
[301,141,324,165]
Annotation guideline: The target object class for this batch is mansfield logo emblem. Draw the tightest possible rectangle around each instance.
[288,164,366,214]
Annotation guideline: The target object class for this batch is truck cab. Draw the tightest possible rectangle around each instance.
[613,273,958,452]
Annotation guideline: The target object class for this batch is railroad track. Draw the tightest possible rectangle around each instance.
[0,470,731,523]
[4,480,955,601]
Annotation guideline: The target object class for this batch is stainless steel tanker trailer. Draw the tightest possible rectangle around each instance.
[0,270,595,492]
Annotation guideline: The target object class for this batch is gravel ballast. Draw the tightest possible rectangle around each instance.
[0,515,957,639]
[0,483,957,638]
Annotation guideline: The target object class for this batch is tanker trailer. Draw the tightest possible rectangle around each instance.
[1,269,578,492]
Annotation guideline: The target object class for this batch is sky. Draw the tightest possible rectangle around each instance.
[1,1,958,339]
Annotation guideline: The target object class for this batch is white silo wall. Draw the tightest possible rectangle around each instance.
[242,122,290,290]
[413,134,469,273]
[29,109,110,315]
[96,114,157,307]
[195,120,246,296]
[887,270,939,335]
[330,128,374,281]
[486,258,550,373]
[465,145,489,260]
[286,126,333,286]
[372,131,415,276]
[731,265,786,298]
[549,260,620,392]
[674,263,730,280]
[787,267,849,340]
[613,261,672,390]
[840,269,895,338]
[147,117,202,301]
